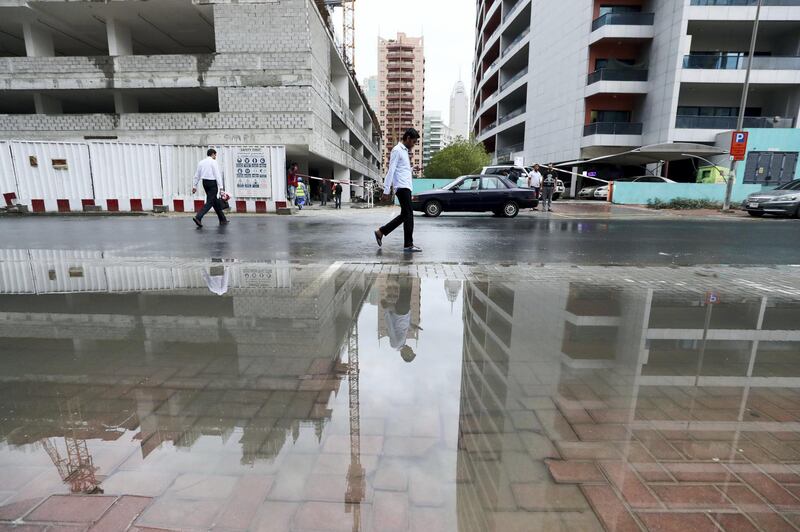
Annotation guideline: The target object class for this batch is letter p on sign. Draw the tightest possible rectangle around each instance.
[730,131,749,161]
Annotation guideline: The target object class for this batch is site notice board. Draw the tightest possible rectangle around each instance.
[234,146,272,198]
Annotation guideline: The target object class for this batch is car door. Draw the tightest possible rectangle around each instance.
[479,176,512,211]
[448,177,482,211]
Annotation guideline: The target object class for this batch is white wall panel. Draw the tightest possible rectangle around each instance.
[10,141,93,210]
[160,145,208,207]
[28,250,108,293]
[105,265,175,292]
[0,249,36,294]
[89,143,163,210]
[0,142,17,200]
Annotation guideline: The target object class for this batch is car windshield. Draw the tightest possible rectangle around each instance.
[776,180,800,191]
[442,177,466,190]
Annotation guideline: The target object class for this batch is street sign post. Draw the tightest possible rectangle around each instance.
[730,131,749,162]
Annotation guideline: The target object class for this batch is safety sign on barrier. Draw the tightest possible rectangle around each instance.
[234,146,272,198]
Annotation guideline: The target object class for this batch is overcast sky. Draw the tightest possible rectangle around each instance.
[334,0,475,125]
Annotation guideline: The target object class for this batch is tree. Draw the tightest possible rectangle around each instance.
[424,139,491,179]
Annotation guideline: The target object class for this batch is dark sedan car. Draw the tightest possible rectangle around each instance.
[411,175,539,218]
[742,179,800,218]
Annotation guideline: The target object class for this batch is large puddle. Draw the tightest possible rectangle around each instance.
[1,254,800,531]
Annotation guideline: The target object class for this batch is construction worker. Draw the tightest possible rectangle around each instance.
[295,177,307,209]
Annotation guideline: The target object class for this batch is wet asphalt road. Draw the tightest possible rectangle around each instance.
[1,211,798,265]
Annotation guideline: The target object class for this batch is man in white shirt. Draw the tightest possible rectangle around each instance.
[192,148,228,227]
[529,163,543,209]
[380,276,419,363]
[374,128,421,252]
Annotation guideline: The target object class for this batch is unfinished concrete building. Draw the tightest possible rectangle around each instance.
[0,0,382,200]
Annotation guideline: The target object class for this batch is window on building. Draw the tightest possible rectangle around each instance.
[677,106,762,117]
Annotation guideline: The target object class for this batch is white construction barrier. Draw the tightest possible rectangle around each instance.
[89,142,163,212]
[10,141,93,212]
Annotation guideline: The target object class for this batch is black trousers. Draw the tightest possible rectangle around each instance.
[380,188,414,247]
[197,179,226,222]
[321,191,328,205]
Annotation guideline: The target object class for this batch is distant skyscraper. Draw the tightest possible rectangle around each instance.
[423,111,453,172]
[363,76,378,111]
[378,33,425,173]
[449,80,469,140]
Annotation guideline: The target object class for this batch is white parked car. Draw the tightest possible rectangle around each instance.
[594,176,676,200]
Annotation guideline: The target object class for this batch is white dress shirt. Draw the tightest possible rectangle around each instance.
[202,269,230,296]
[383,143,413,194]
[530,171,543,188]
[384,309,411,350]
[193,157,224,190]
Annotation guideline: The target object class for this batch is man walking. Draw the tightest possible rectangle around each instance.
[374,128,421,253]
[192,148,228,227]
[334,181,343,209]
[542,164,558,212]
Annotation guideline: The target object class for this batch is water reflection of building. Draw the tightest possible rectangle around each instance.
[0,251,370,475]
[455,274,800,530]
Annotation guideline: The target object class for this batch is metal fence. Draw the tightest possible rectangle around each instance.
[0,140,287,212]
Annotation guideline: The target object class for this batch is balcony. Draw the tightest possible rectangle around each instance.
[480,120,498,136]
[498,105,526,126]
[676,115,794,129]
[500,68,528,92]
[589,13,655,44]
[501,28,530,58]
[496,142,525,162]
[503,0,530,22]
[682,54,800,84]
[582,122,643,148]
[585,68,649,96]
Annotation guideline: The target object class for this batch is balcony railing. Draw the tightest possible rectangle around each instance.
[503,0,528,21]
[583,122,643,136]
[591,12,655,31]
[500,68,528,92]
[501,28,530,58]
[587,68,649,84]
[675,115,794,129]
[690,0,800,5]
[480,120,498,135]
[498,105,526,125]
[683,54,800,70]
[496,142,525,161]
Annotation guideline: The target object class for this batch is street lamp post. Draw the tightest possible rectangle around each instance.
[723,0,763,211]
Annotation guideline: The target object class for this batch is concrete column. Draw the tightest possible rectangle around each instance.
[34,93,62,114]
[107,18,133,56]
[570,166,580,199]
[23,22,54,57]
[333,74,349,108]
[352,101,364,127]
[114,91,139,113]
[334,164,350,203]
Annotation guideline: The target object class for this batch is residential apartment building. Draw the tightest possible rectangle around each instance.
[473,0,800,166]
[450,80,470,140]
[0,0,382,200]
[378,33,425,172]
[423,111,454,171]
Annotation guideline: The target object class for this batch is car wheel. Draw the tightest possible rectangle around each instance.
[502,201,519,218]
[424,200,442,217]
[748,211,765,217]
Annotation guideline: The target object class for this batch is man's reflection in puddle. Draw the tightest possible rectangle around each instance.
[380,275,422,362]
[202,262,229,296]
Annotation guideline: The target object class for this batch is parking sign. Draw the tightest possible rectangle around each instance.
[730,131,749,161]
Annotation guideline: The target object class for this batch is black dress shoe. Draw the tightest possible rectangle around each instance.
[193,217,202,228]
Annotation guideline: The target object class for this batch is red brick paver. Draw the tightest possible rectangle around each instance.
[649,485,732,510]
[89,496,152,532]
[214,475,273,530]
[27,496,116,524]
[581,484,641,532]
[600,462,661,510]
[637,512,718,532]
[546,460,604,484]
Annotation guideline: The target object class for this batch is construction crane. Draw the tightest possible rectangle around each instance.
[323,0,356,72]
[41,399,102,494]
[344,319,364,532]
